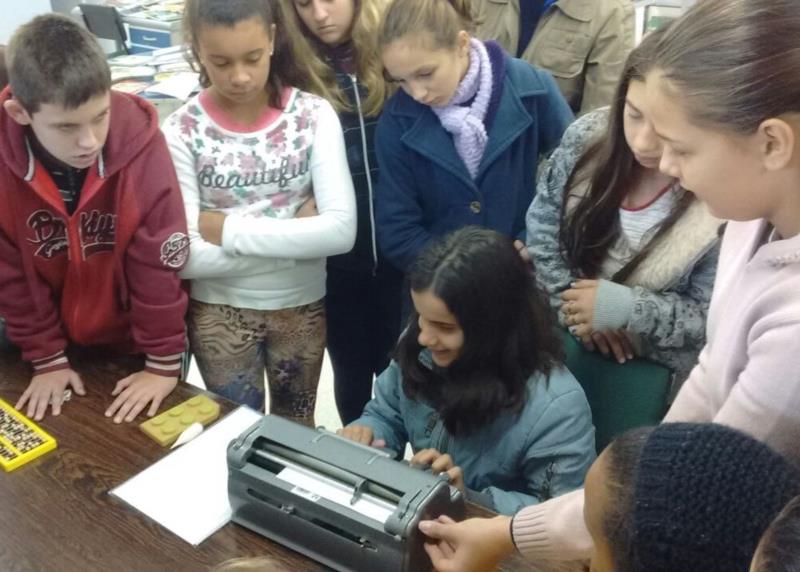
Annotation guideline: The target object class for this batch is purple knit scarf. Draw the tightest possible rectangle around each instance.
[432,39,492,179]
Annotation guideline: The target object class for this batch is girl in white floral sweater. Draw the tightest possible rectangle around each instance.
[163,0,356,424]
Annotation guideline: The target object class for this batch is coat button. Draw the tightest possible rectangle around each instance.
[469,201,482,214]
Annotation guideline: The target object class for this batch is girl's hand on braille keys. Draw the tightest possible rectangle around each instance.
[338,424,375,446]
[411,449,465,491]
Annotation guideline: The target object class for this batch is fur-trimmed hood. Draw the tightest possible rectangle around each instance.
[624,198,723,290]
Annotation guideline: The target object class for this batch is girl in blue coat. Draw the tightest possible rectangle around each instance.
[340,227,596,515]
[374,0,573,272]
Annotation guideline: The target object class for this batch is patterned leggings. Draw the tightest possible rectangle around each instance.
[187,299,326,426]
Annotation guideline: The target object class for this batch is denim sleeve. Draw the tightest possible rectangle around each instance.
[349,361,409,457]
[486,386,596,516]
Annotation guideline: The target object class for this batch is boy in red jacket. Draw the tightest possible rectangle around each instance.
[0,15,189,423]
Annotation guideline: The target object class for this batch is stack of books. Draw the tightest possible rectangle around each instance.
[107,0,183,22]
[110,46,198,100]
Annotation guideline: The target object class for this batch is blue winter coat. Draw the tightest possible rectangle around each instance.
[374,54,573,271]
[350,353,596,515]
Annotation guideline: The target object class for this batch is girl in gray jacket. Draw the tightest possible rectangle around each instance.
[526,31,721,395]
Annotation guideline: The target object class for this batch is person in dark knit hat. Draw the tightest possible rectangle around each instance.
[751,495,800,572]
[583,423,800,572]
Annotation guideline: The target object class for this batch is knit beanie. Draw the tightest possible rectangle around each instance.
[631,423,800,571]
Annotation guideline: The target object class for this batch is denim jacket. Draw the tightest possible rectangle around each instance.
[350,353,596,515]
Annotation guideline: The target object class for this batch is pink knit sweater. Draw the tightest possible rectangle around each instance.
[512,218,800,560]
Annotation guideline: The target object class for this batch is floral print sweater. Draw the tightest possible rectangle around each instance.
[163,88,356,310]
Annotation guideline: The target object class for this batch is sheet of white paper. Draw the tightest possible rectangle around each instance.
[276,465,395,525]
[145,72,199,100]
[111,406,262,546]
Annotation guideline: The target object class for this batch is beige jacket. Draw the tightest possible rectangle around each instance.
[473,0,634,114]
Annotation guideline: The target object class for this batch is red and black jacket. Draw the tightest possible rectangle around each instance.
[0,88,189,376]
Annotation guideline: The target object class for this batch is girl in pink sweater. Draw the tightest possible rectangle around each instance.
[417,0,800,569]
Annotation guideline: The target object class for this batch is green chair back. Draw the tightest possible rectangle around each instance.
[563,332,671,452]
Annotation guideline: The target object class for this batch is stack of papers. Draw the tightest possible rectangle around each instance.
[110,65,157,83]
[109,48,198,98]
[108,54,153,67]
[151,47,189,67]
[106,0,180,19]
[138,10,181,23]
[109,47,190,71]
[112,80,153,94]
[145,72,200,100]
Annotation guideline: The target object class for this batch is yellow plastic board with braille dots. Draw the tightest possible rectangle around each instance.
[0,397,58,472]
[139,395,221,447]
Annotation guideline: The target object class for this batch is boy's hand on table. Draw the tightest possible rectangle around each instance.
[419,514,515,572]
[411,449,465,492]
[17,368,85,421]
[105,370,178,424]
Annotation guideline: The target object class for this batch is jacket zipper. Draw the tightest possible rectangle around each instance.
[67,221,83,332]
[65,171,108,329]
[23,164,84,330]
[435,417,451,455]
[348,73,379,275]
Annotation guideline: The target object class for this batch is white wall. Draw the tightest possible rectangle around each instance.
[1,0,53,44]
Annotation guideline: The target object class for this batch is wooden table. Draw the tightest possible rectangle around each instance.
[0,348,529,572]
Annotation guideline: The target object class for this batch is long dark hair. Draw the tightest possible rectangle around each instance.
[396,227,563,437]
[560,27,692,281]
[183,0,306,109]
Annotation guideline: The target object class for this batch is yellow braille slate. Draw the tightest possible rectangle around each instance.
[0,398,57,472]
[139,395,221,447]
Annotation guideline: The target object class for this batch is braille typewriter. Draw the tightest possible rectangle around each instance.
[227,415,465,571]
